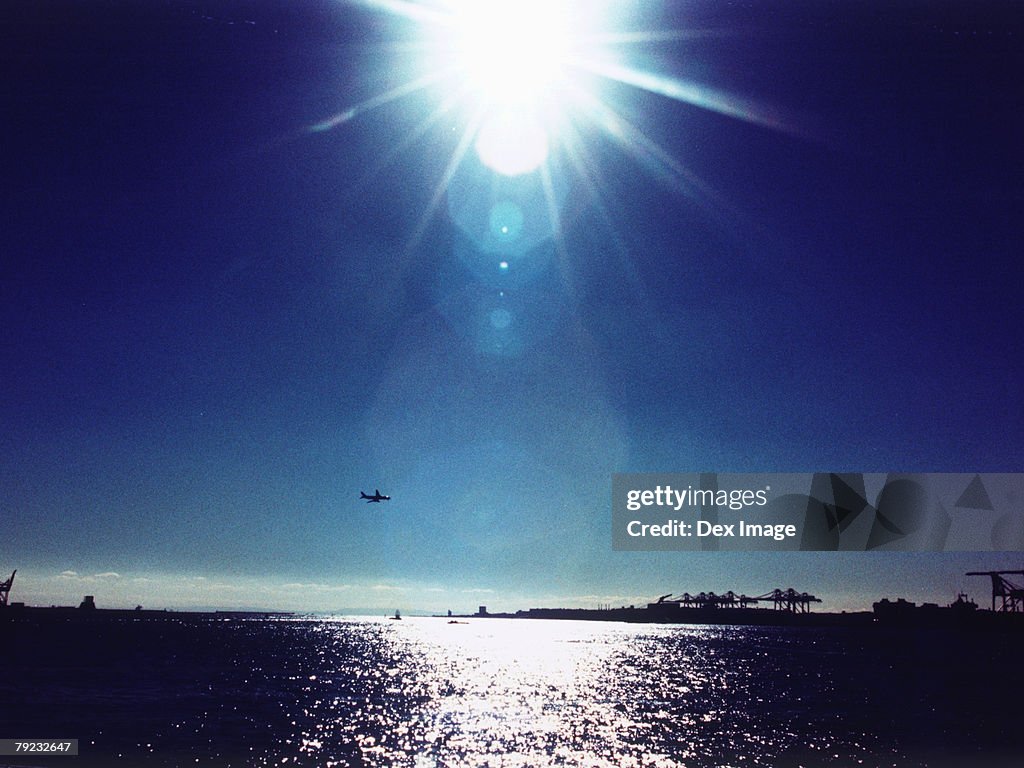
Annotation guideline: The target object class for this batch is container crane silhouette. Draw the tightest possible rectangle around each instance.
[966,570,1024,612]
[0,570,15,607]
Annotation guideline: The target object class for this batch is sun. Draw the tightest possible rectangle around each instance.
[418,0,582,176]
[448,0,573,111]
[321,0,793,241]
[440,0,574,175]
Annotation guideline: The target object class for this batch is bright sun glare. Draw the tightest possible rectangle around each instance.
[438,0,576,175]
[331,0,790,235]
[450,0,571,109]
[445,0,572,174]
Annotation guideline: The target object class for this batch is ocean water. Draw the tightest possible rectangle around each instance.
[2,616,1022,767]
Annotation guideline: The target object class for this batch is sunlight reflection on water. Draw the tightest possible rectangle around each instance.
[15,614,1013,766]
[240,617,896,768]
[385,618,655,767]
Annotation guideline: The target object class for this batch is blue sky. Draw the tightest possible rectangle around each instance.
[3,0,1022,613]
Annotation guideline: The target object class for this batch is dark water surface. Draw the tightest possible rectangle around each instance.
[2,617,1022,767]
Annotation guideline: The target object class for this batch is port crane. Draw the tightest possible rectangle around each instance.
[0,570,14,607]
[966,570,1024,612]
[763,588,822,614]
[656,587,820,613]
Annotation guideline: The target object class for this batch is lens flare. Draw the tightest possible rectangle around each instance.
[489,202,524,242]
[475,112,549,176]
[489,308,513,329]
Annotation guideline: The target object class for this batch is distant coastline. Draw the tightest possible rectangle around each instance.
[5,591,1024,632]
[0,603,294,623]
[450,592,1024,631]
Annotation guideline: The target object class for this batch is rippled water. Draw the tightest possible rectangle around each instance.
[3,616,1022,766]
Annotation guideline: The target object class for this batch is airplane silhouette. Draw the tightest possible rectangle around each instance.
[360,489,390,503]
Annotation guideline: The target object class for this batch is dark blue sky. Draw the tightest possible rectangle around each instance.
[2,0,1022,612]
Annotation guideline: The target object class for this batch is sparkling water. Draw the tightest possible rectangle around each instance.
[3,616,1021,766]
